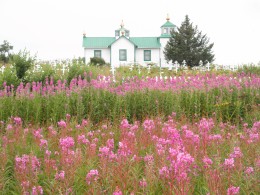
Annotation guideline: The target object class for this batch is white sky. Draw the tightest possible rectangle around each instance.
[1,0,260,65]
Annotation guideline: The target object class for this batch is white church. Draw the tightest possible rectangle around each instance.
[83,15,176,68]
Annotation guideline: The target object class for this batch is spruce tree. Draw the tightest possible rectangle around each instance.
[164,15,214,68]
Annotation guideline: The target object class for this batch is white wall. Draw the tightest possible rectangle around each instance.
[159,38,171,67]
[136,48,160,67]
[84,48,110,64]
[110,37,135,67]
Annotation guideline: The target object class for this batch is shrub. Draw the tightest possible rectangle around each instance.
[90,57,106,66]
[11,50,36,80]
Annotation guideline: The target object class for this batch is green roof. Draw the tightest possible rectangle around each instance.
[130,37,161,48]
[161,21,176,28]
[159,34,171,38]
[83,37,115,48]
[83,36,161,48]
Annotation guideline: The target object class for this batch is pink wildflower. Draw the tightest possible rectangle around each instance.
[113,186,123,195]
[203,156,213,168]
[13,117,22,125]
[227,186,240,195]
[139,178,147,188]
[159,166,170,178]
[58,120,66,128]
[40,139,48,148]
[245,167,254,175]
[120,118,130,129]
[86,169,99,185]
[59,137,75,150]
[55,170,65,180]
[224,158,235,169]
[32,186,43,195]
[230,147,243,158]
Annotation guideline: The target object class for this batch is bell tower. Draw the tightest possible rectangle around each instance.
[115,20,130,39]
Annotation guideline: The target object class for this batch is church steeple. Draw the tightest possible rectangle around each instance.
[115,20,130,39]
[160,14,176,37]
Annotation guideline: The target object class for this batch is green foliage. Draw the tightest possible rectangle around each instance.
[90,57,106,66]
[164,15,215,68]
[11,50,36,80]
[237,65,260,76]
[24,63,56,83]
[0,65,19,88]
[0,40,13,63]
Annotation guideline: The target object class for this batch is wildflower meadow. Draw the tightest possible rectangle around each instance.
[0,65,260,194]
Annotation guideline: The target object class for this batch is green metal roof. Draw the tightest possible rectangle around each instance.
[159,34,171,38]
[83,37,115,48]
[161,21,176,28]
[83,36,161,48]
[109,36,137,47]
[130,37,161,48]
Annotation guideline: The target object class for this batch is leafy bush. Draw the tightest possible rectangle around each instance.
[0,65,19,88]
[11,50,36,80]
[90,57,106,66]
[24,63,56,83]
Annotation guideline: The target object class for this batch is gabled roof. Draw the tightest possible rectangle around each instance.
[83,37,115,48]
[83,36,161,48]
[108,36,137,47]
[161,21,176,28]
[130,37,161,48]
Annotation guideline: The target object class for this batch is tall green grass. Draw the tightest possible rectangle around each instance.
[0,86,259,125]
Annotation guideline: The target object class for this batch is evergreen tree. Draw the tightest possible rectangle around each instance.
[164,15,214,68]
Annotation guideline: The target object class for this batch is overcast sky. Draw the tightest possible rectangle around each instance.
[1,0,259,65]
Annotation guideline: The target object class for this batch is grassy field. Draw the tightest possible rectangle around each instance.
[0,64,259,194]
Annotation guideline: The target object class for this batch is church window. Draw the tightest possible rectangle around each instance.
[119,49,127,61]
[94,50,101,58]
[144,50,151,61]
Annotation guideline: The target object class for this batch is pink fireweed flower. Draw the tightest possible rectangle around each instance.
[120,118,130,129]
[99,146,110,157]
[45,150,51,157]
[81,119,88,127]
[15,154,41,173]
[117,141,132,157]
[144,154,154,165]
[32,186,43,195]
[245,167,254,175]
[13,117,22,125]
[33,129,43,139]
[59,137,75,151]
[230,147,243,158]
[86,169,99,185]
[198,118,214,134]
[55,170,65,180]
[58,120,66,128]
[6,124,13,131]
[159,166,170,178]
[40,139,48,148]
[77,134,89,144]
[21,180,30,190]
[106,139,114,149]
[227,186,240,195]
[209,134,222,141]
[113,186,123,195]
[143,119,155,133]
[224,158,235,169]
[176,152,194,165]
[203,156,213,168]
[139,178,147,188]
